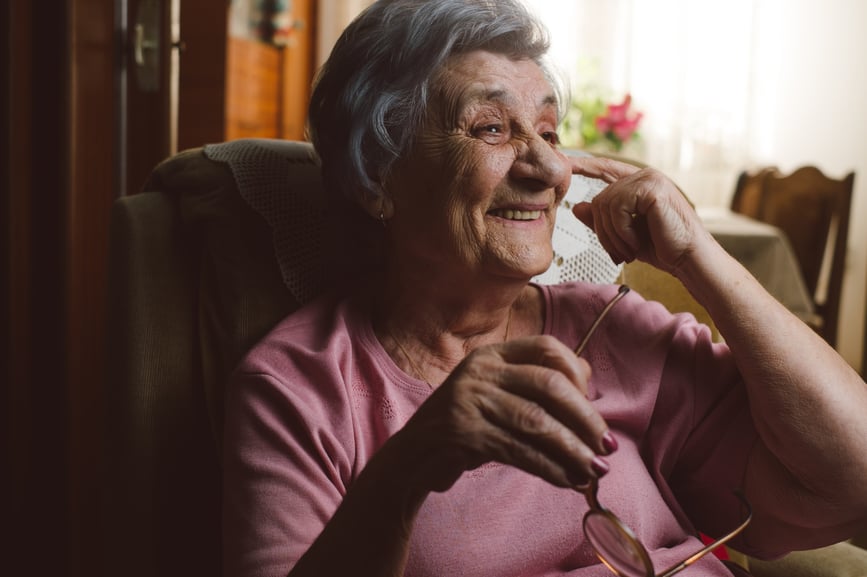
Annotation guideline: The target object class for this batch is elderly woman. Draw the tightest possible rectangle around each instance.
[222,1,867,576]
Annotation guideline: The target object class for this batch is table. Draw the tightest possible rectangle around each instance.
[697,206,816,323]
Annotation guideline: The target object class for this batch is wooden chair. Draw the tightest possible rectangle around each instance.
[731,166,855,348]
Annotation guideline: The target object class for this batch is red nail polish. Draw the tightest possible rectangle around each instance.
[602,431,619,454]
[592,456,610,477]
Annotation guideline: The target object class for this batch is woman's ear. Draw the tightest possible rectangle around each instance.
[358,184,395,222]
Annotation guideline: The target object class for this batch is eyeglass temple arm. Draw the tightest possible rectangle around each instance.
[582,477,602,509]
[575,285,631,357]
[657,491,753,577]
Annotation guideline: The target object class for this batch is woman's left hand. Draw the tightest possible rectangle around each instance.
[568,156,713,275]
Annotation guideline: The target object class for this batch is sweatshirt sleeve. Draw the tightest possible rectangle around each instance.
[222,351,357,577]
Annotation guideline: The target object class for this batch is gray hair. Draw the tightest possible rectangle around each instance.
[308,0,562,202]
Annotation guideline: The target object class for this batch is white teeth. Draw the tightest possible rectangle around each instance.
[493,209,542,221]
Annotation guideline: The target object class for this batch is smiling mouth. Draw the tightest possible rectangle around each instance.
[488,208,543,221]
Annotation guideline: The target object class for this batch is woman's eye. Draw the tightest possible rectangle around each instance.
[470,119,507,139]
[541,131,560,145]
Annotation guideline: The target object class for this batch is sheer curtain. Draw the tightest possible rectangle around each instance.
[526,0,761,207]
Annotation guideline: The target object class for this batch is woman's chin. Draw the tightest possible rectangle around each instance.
[490,256,553,282]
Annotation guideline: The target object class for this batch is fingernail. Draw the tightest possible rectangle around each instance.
[602,431,619,454]
[592,456,610,477]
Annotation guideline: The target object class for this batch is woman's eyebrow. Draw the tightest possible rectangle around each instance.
[462,87,513,108]
[539,94,558,109]
[463,88,558,112]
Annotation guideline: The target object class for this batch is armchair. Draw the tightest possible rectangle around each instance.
[102,138,866,576]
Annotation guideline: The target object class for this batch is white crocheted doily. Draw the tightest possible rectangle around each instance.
[532,152,622,285]
[204,139,329,304]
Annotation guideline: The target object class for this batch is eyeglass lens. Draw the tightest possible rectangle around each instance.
[584,512,650,577]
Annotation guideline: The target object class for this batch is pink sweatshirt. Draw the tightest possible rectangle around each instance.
[223,282,762,577]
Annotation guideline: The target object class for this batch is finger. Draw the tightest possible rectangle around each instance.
[590,195,635,264]
[488,338,611,454]
[494,363,610,456]
[590,197,624,262]
[598,190,642,258]
[569,155,641,183]
[572,201,595,231]
[410,342,614,490]
[475,384,604,487]
[410,363,602,489]
[495,335,591,395]
[573,201,631,265]
[481,422,600,488]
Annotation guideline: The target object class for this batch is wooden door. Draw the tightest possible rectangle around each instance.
[176,0,228,150]
[223,0,315,141]
[123,0,177,194]
[122,0,320,181]
[280,0,316,140]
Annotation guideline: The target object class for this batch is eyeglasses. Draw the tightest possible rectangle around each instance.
[582,478,752,577]
[574,285,753,577]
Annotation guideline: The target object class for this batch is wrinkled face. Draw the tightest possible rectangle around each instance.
[383,50,572,281]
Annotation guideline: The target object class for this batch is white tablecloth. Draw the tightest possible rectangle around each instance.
[697,206,816,323]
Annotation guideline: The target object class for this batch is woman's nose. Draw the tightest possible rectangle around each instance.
[510,135,571,192]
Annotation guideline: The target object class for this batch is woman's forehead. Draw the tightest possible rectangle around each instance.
[434,51,557,115]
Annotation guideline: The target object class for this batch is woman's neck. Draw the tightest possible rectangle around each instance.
[370,268,544,386]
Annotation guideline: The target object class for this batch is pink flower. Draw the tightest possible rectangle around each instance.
[593,94,642,149]
[605,94,632,123]
[613,113,643,141]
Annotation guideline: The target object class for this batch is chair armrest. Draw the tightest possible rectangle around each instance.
[748,542,867,577]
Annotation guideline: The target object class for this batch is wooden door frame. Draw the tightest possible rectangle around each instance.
[3,0,117,575]
[123,0,175,194]
[2,0,39,569]
[67,0,118,573]
[177,0,227,150]
[3,0,72,575]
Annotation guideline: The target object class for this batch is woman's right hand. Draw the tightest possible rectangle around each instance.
[389,335,616,494]
[569,156,713,277]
